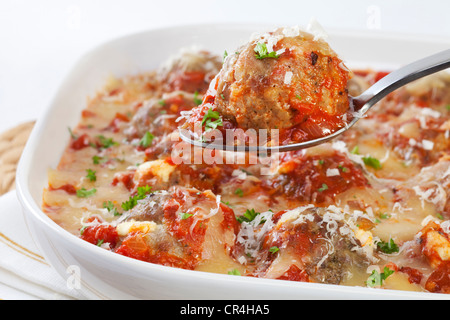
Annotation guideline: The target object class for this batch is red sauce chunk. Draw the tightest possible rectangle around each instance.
[264,151,369,203]
[81,224,119,249]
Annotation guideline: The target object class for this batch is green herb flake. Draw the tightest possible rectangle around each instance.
[318,184,329,192]
[121,185,152,211]
[68,127,78,139]
[96,135,118,149]
[193,91,203,106]
[236,208,264,224]
[86,169,97,182]
[269,246,280,254]
[103,201,120,216]
[350,145,359,155]
[362,156,382,170]
[92,155,108,165]
[380,213,391,220]
[254,42,281,60]
[76,187,97,198]
[377,238,399,254]
[221,200,231,207]
[201,108,223,132]
[80,225,88,235]
[234,188,244,197]
[180,212,193,220]
[228,269,241,276]
[366,267,394,288]
[140,132,155,148]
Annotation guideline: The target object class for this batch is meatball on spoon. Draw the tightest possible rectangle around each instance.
[180,28,450,153]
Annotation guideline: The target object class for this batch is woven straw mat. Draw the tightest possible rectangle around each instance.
[0,121,35,196]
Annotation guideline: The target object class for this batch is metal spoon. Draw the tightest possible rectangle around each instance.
[180,49,450,153]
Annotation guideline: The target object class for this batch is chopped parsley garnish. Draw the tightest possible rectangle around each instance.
[96,239,104,247]
[80,225,88,235]
[86,169,97,182]
[380,212,391,220]
[236,208,262,224]
[193,91,203,106]
[366,267,394,287]
[68,127,78,139]
[350,145,359,155]
[295,95,302,100]
[201,108,223,131]
[158,99,166,106]
[234,188,244,197]
[221,200,232,207]
[180,212,193,220]
[103,201,120,216]
[228,269,241,276]
[362,156,382,170]
[92,155,108,165]
[254,42,281,60]
[269,246,280,254]
[121,185,152,211]
[338,165,349,173]
[76,187,97,198]
[92,156,101,165]
[223,50,228,62]
[139,132,155,148]
[318,184,329,192]
[377,238,399,254]
[138,185,152,196]
[95,135,118,149]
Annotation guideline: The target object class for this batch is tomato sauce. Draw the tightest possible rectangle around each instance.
[264,151,369,204]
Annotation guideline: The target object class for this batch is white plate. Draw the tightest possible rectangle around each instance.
[16,23,450,300]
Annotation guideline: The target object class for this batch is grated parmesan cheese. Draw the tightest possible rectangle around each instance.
[236,210,275,258]
[421,108,441,119]
[421,139,434,150]
[306,17,329,41]
[413,183,447,209]
[284,71,293,85]
[326,168,340,177]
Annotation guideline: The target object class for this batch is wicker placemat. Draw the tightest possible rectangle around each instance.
[0,121,35,196]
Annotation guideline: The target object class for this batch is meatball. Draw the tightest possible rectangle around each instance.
[244,206,373,284]
[191,26,352,145]
[125,91,199,141]
[115,186,240,270]
[118,190,171,224]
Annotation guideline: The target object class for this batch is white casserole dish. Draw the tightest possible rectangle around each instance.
[16,23,450,300]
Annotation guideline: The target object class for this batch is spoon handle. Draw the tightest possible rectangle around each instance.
[354,48,450,113]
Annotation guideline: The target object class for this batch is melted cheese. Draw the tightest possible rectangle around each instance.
[134,160,176,183]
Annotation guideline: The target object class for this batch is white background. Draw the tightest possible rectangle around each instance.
[0,0,449,134]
